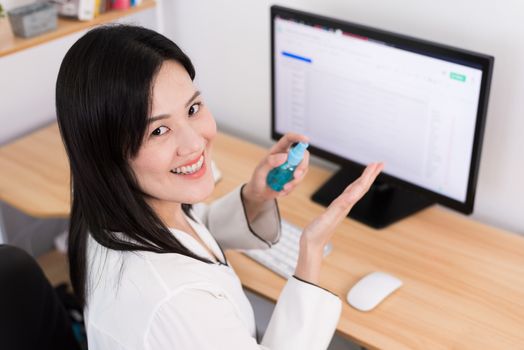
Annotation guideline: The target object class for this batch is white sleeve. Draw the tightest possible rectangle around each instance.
[262,276,342,350]
[144,277,341,350]
[192,185,281,250]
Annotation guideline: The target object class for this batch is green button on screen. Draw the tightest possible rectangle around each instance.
[450,72,466,82]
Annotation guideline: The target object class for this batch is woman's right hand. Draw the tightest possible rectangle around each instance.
[294,162,384,284]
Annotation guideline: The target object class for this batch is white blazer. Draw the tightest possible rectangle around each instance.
[85,186,342,349]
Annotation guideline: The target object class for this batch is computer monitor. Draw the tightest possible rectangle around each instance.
[271,5,494,228]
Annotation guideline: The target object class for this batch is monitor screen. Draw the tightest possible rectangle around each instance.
[271,6,494,227]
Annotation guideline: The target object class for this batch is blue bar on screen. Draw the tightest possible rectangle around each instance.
[281,51,312,63]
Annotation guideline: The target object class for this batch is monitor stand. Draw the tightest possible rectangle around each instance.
[312,166,434,229]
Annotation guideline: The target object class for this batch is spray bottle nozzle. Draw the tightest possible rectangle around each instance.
[287,142,309,166]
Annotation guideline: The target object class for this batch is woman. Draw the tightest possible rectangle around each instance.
[55,24,383,349]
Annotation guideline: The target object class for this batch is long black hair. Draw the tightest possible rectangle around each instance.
[55,25,213,307]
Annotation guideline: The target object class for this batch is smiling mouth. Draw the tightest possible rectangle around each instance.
[170,155,205,175]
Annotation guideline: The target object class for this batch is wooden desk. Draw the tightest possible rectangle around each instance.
[0,123,70,218]
[1,122,523,349]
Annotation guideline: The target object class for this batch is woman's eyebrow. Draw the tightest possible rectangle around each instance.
[148,114,170,124]
[149,91,201,123]
[185,90,201,107]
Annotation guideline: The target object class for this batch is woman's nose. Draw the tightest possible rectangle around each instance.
[175,124,204,157]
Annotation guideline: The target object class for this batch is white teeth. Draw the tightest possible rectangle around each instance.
[171,155,204,175]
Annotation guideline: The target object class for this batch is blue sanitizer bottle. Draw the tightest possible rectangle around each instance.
[266,142,309,192]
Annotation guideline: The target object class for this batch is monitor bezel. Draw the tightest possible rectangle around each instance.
[270,5,494,214]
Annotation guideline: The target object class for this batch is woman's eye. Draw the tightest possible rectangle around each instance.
[188,102,201,116]
[151,126,169,136]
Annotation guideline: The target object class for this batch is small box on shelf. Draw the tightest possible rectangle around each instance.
[7,2,58,38]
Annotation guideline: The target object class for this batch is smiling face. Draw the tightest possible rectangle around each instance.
[129,60,217,225]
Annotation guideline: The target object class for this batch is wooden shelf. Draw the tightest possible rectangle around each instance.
[0,0,156,57]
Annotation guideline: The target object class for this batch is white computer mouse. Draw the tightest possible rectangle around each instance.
[347,271,402,312]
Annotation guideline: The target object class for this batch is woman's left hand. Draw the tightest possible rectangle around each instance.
[242,133,310,206]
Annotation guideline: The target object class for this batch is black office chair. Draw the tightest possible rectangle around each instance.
[0,244,82,350]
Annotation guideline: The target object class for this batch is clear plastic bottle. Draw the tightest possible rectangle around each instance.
[266,142,309,191]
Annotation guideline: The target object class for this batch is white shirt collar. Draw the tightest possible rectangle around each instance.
[168,216,226,265]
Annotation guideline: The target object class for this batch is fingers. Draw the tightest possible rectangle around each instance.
[293,150,310,179]
[267,153,288,168]
[257,135,309,183]
[275,151,309,194]
[300,162,384,248]
[342,162,383,196]
[325,162,384,224]
[255,152,288,176]
[361,162,384,191]
[270,133,309,154]
[361,161,383,183]
[278,186,293,197]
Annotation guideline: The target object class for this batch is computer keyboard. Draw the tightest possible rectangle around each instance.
[242,219,332,279]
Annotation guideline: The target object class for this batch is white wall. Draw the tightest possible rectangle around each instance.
[164,0,524,235]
